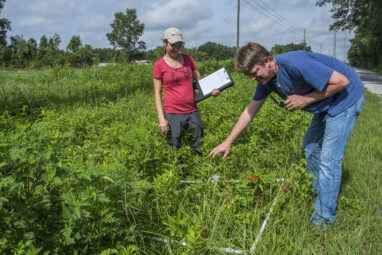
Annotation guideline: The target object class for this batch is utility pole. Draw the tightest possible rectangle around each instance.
[236,0,240,52]
[344,32,347,62]
[303,29,306,50]
[333,32,337,59]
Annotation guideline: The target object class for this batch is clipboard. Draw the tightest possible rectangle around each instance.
[194,67,234,103]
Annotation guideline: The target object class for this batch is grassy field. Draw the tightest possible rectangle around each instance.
[0,63,381,254]
[253,90,382,255]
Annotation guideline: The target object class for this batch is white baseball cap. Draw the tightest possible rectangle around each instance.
[162,27,184,44]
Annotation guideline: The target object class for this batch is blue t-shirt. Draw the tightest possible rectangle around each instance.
[252,51,364,116]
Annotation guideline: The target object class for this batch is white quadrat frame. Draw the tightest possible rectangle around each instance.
[143,175,286,254]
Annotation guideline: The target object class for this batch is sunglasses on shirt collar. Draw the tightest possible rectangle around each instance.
[268,93,285,108]
[265,77,286,108]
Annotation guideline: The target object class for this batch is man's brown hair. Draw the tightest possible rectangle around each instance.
[235,43,273,75]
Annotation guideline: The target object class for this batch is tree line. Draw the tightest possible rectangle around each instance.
[5,0,378,70]
[317,0,382,70]
[0,3,238,69]
[0,33,238,69]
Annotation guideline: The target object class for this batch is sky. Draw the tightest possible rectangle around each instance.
[2,0,353,61]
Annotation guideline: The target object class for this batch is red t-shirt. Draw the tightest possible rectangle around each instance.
[153,54,198,114]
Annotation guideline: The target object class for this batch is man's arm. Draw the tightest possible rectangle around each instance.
[284,70,349,111]
[209,99,266,159]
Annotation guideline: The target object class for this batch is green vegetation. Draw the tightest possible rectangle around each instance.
[106,9,146,62]
[1,61,381,254]
[317,0,382,70]
[1,0,381,252]
[270,42,312,55]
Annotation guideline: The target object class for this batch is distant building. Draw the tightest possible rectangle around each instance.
[134,60,150,65]
[98,63,115,67]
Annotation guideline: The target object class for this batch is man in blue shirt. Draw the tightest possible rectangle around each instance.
[209,42,365,226]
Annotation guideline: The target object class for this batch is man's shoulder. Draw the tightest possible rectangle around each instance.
[277,51,321,69]
[276,52,304,71]
[277,50,309,60]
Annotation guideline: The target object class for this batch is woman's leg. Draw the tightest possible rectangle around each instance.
[187,111,204,153]
[164,113,186,148]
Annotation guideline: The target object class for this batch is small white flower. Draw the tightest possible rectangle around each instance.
[210,174,220,183]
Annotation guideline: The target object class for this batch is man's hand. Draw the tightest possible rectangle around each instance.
[284,95,310,111]
[283,70,350,111]
[209,140,232,159]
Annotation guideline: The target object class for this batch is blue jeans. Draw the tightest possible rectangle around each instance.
[303,95,365,226]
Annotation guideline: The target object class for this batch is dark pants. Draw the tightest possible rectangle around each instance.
[164,111,204,152]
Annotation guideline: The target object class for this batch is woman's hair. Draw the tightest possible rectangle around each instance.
[162,39,184,56]
[163,39,168,55]
[235,42,273,75]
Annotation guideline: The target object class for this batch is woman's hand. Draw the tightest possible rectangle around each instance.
[212,89,225,97]
[159,118,169,135]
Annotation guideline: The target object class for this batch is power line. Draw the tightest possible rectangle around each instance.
[255,0,303,32]
[237,0,240,51]
[242,0,302,35]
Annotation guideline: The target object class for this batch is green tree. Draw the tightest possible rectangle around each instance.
[84,43,93,51]
[68,47,98,67]
[92,48,118,63]
[270,42,312,55]
[38,35,48,50]
[48,33,61,51]
[26,38,37,60]
[66,35,82,53]
[37,35,49,66]
[8,35,27,68]
[316,0,364,31]
[316,0,382,69]
[0,0,11,46]
[46,33,65,67]
[106,8,146,62]
[198,42,236,60]
[0,42,10,66]
[182,47,209,62]
[66,36,97,67]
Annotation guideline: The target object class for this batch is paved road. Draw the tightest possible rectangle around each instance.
[353,68,382,98]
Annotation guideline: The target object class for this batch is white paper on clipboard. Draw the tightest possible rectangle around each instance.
[198,68,232,95]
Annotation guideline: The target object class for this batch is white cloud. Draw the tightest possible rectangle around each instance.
[141,0,212,31]
[16,16,53,28]
[5,0,78,17]
[81,16,111,32]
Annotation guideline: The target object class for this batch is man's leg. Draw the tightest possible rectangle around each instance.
[303,112,326,193]
[311,96,365,226]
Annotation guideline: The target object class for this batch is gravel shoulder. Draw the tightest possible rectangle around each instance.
[353,68,382,99]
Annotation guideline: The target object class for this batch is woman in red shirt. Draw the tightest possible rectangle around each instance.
[153,27,220,154]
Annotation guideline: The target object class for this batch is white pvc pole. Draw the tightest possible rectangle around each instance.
[179,175,284,184]
[148,176,287,254]
[249,179,285,253]
[141,235,247,254]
